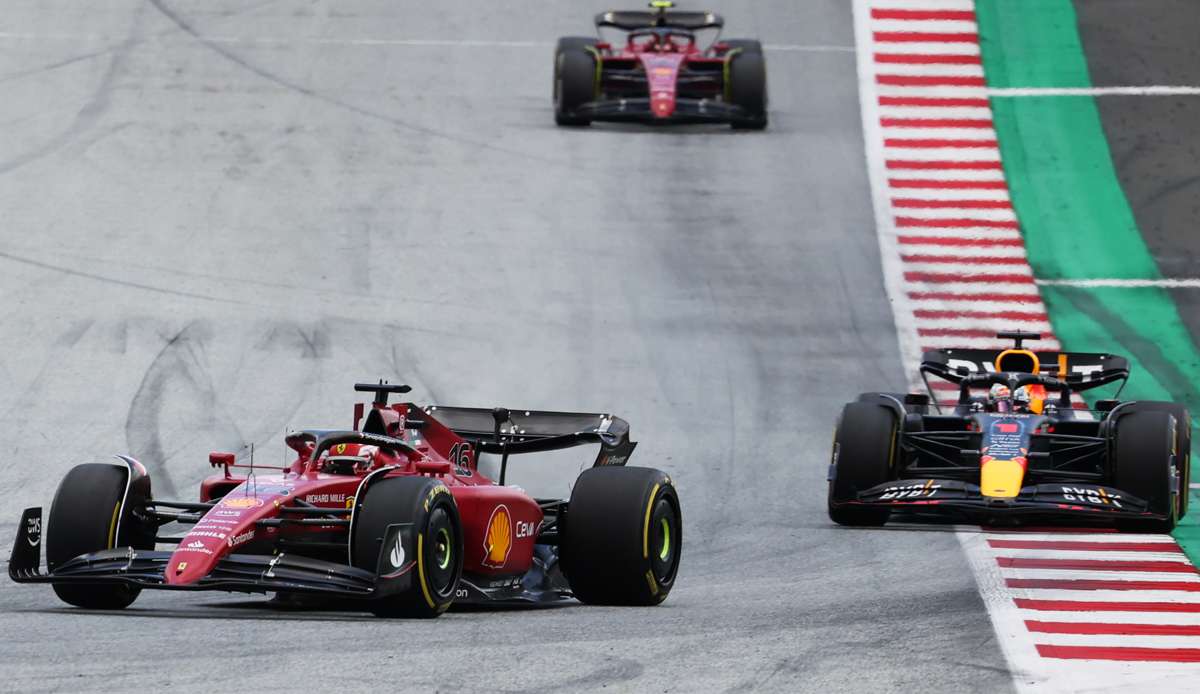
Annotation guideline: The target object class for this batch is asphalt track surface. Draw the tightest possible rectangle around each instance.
[0,2,1012,692]
[1073,0,1200,341]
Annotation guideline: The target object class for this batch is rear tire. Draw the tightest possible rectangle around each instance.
[722,39,763,55]
[1112,410,1179,533]
[47,463,151,609]
[828,402,897,526]
[727,49,767,130]
[351,477,463,618]
[554,37,598,126]
[562,467,681,606]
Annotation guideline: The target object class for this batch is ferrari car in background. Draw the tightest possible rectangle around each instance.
[553,1,767,129]
[827,332,1191,531]
[9,382,682,617]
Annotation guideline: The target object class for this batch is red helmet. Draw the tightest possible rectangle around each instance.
[320,443,380,474]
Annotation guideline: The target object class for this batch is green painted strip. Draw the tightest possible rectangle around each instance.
[976,0,1200,557]
[975,0,1092,90]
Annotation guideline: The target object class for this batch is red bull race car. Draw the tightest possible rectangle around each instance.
[553,1,767,129]
[827,332,1191,531]
[9,382,682,617]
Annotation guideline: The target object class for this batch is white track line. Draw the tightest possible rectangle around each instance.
[990,86,1200,97]
[1037,278,1200,288]
[871,0,976,8]
[995,548,1193,562]
[1021,611,1200,626]
[0,31,853,53]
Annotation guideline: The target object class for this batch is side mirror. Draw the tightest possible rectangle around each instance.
[209,452,235,479]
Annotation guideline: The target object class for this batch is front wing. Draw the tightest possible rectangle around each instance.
[8,507,574,608]
[10,507,400,599]
[574,98,755,125]
[843,479,1166,523]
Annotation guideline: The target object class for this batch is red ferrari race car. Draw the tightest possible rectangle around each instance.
[9,382,682,617]
[553,1,767,129]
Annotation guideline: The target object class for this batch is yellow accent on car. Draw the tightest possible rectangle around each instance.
[416,534,438,610]
[981,459,1025,498]
[584,46,603,100]
[650,1,675,9]
[106,502,120,548]
[642,483,661,559]
[723,48,743,102]
[644,569,659,595]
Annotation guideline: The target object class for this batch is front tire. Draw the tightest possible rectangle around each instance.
[828,401,897,526]
[1112,409,1180,532]
[47,463,152,609]
[727,47,767,130]
[1124,403,1191,519]
[554,37,598,126]
[351,476,464,618]
[562,467,681,606]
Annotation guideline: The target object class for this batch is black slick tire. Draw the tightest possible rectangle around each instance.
[554,37,598,126]
[562,467,681,606]
[722,39,763,55]
[727,47,767,130]
[828,402,897,527]
[1124,403,1191,519]
[351,476,463,618]
[47,463,149,609]
[1112,410,1179,533]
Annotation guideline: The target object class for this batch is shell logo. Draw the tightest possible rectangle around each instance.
[482,505,512,568]
[222,496,263,509]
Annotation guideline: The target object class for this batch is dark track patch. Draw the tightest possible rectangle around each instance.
[1073,0,1200,341]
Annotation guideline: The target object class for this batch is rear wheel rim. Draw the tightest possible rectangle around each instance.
[435,527,452,571]
[648,495,679,585]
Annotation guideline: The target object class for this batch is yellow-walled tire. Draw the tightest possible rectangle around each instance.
[562,467,681,606]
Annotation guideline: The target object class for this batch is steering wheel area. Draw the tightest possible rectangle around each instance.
[960,371,1068,392]
[956,371,1075,411]
[628,27,695,51]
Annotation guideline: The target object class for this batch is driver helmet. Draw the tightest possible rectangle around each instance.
[1012,386,1033,413]
[320,443,379,474]
[988,384,1013,413]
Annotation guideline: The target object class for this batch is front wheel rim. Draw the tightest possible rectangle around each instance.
[425,506,457,597]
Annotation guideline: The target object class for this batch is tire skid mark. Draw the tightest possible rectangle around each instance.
[148,0,564,167]
[0,3,142,175]
[125,322,203,500]
[0,249,248,306]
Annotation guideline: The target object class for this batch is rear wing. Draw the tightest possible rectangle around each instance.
[920,348,1130,392]
[422,406,637,468]
[595,10,723,31]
